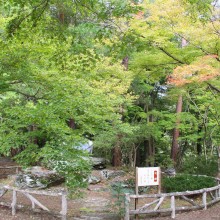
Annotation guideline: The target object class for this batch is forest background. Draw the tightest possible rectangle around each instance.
[0,0,219,191]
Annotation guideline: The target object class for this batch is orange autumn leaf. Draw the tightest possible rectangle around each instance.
[167,55,220,86]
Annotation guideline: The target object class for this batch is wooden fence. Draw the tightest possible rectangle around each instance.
[0,185,67,220]
[124,179,220,219]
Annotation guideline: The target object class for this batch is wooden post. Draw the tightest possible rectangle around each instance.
[124,193,130,220]
[11,190,17,215]
[31,200,35,209]
[24,193,49,211]
[171,196,175,219]
[215,189,218,199]
[135,167,139,219]
[203,191,207,210]
[135,167,139,196]
[60,191,67,220]
[158,167,161,194]
[218,183,220,198]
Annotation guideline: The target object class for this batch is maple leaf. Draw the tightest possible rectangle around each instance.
[167,55,220,86]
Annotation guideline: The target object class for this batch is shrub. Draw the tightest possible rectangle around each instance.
[180,155,218,177]
[163,174,216,193]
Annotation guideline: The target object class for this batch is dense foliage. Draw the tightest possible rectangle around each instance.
[163,174,216,192]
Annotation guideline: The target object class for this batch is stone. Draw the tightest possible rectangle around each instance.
[15,166,64,189]
[100,170,126,180]
[90,157,106,170]
[164,168,176,176]
[88,175,101,184]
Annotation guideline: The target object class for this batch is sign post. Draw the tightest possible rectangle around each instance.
[135,167,161,217]
[136,167,161,191]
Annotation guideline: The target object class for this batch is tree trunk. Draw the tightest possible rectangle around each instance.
[111,56,129,167]
[217,147,220,178]
[57,3,65,24]
[197,125,202,155]
[59,12,64,23]
[144,114,155,166]
[112,146,122,167]
[144,137,155,166]
[68,118,76,129]
[30,124,38,145]
[135,147,141,167]
[121,56,129,71]
[171,95,183,164]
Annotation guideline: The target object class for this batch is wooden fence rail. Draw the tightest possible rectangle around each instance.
[0,185,67,220]
[124,180,220,220]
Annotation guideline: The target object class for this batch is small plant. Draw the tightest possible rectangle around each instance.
[163,174,216,193]
[110,182,134,218]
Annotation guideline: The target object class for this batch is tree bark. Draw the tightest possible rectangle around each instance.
[68,118,76,129]
[135,147,141,167]
[112,56,129,167]
[143,114,155,166]
[112,145,122,167]
[171,95,183,164]
[121,56,129,71]
[197,125,202,155]
[30,125,38,145]
[218,147,220,178]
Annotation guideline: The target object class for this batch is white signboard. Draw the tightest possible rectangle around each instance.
[137,167,160,186]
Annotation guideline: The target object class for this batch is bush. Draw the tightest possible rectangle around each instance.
[163,174,216,193]
[180,155,218,177]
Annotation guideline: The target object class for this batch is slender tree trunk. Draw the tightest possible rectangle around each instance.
[59,12,64,23]
[144,137,155,166]
[112,56,129,167]
[30,124,38,145]
[218,147,220,178]
[68,118,76,129]
[171,95,183,164]
[197,125,202,155]
[121,56,129,71]
[135,147,141,167]
[57,3,65,24]
[170,38,185,164]
[112,145,122,167]
[143,114,155,166]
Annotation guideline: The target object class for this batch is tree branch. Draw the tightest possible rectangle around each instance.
[8,0,50,35]
[207,82,220,93]
[157,46,187,64]
[175,32,220,63]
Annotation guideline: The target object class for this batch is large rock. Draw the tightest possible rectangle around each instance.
[90,157,106,170]
[15,166,64,189]
[88,175,101,184]
[164,168,176,177]
[100,169,126,180]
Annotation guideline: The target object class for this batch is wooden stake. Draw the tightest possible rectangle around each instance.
[203,191,207,210]
[218,184,220,198]
[124,193,130,220]
[11,190,17,215]
[24,193,49,211]
[171,196,175,219]
[60,191,67,220]
[158,167,161,194]
[154,196,165,211]
[135,167,139,219]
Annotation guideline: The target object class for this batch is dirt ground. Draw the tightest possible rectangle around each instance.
[1,200,220,220]
[1,161,220,220]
